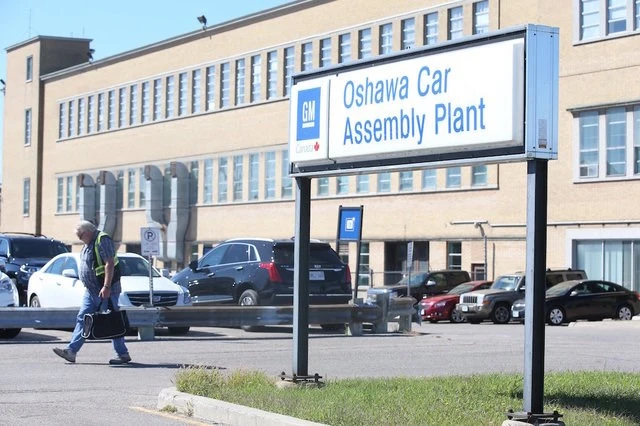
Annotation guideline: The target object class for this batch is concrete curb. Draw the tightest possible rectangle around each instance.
[157,387,327,426]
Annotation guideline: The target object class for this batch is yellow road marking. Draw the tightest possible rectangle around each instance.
[129,406,213,425]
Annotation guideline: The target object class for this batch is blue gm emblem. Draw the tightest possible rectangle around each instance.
[296,87,321,141]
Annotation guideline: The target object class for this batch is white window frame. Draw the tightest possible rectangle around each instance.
[399,171,413,191]
[446,167,462,188]
[301,42,313,72]
[379,23,393,55]
[575,0,640,41]
[220,62,230,108]
[424,12,438,45]
[23,178,30,216]
[267,51,278,99]
[448,6,464,40]
[203,158,213,204]
[218,157,228,202]
[317,177,329,196]
[178,72,187,116]
[235,58,245,106]
[422,169,436,190]
[473,1,489,35]
[281,150,292,199]
[192,69,201,114]
[58,102,66,139]
[233,155,243,202]
[401,17,415,49]
[24,108,32,146]
[129,84,138,125]
[77,98,85,136]
[107,90,115,130]
[88,95,95,133]
[284,47,295,97]
[356,174,369,193]
[206,65,216,111]
[265,151,276,199]
[319,38,331,67]
[251,54,262,102]
[471,165,488,187]
[377,172,391,192]
[68,100,75,138]
[358,28,372,59]
[141,81,150,123]
[165,75,175,118]
[249,153,260,200]
[127,169,136,208]
[118,87,127,128]
[153,78,162,121]
[26,56,33,82]
[339,33,351,64]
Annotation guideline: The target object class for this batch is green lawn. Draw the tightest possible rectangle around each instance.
[175,368,640,425]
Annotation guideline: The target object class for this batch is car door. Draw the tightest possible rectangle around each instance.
[61,256,85,307]
[32,256,68,307]
[587,281,617,319]
[565,282,597,320]
[187,244,245,304]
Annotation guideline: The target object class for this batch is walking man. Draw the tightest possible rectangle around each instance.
[53,220,131,364]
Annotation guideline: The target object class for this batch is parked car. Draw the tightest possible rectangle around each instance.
[457,268,587,324]
[512,279,640,326]
[0,233,69,306]
[171,238,352,329]
[368,270,471,304]
[0,259,21,339]
[27,252,192,335]
[419,280,492,323]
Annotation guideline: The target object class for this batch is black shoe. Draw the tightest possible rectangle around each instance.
[109,353,131,365]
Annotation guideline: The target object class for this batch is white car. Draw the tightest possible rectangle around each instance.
[0,259,21,339]
[27,252,192,335]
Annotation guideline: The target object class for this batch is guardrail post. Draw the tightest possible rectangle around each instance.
[137,326,155,341]
[371,292,389,333]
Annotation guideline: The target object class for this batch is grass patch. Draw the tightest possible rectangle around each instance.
[175,368,640,425]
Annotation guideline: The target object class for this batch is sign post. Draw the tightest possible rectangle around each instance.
[140,227,160,306]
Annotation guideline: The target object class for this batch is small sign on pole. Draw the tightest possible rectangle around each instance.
[140,227,160,306]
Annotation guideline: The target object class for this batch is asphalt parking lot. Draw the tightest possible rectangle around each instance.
[2,320,640,425]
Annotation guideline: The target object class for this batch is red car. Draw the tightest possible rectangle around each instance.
[419,280,492,323]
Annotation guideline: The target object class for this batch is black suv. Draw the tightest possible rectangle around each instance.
[367,270,472,303]
[0,233,70,306]
[172,238,352,308]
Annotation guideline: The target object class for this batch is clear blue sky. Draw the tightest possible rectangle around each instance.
[0,0,291,183]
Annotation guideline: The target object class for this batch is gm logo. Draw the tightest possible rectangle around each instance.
[296,87,321,141]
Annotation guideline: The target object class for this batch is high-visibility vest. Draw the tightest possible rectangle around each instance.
[93,231,120,278]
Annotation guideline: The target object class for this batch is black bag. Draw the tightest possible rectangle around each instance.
[82,299,129,340]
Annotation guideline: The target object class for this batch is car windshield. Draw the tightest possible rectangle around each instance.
[546,281,574,297]
[448,283,474,295]
[272,244,342,266]
[118,256,160,277]
[491,275,519,291]
[396,272,428,287]
[11,239,69,258]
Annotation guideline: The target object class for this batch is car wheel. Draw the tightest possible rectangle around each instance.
[239,290,259,332]
[491,305,511,324]
[167,327,190,335]
[30,295,41,308]
[0,328,21,339]
[616,304,634,321]
[450,308,465,323]
[547,306,565,325]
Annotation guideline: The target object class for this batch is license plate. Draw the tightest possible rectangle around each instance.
[309,271,325,280]
[460,305,469,312]
[513,311,519,318]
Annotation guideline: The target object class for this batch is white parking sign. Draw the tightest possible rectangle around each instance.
[140,227,160,256]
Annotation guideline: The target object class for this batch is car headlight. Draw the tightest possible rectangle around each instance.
[434,301,447,308]
[0,277,19,306]
[182,289,192,305]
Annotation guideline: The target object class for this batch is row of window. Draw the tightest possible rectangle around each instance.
[54,1,489,141]
[577,104,640,180]
[578,0,640,40]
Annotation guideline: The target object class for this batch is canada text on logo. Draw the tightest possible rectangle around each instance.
[296,87,321,141]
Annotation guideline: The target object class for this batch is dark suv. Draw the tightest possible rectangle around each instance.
[0,233,70,306]
[367,270,472,303]
[172,238,352,308]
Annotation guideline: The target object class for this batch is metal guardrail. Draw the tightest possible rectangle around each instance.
[0,298,416,337]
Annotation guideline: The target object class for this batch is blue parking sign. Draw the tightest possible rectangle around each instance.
[338,206,363,241]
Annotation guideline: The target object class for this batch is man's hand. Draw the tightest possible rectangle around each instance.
[99,285,111,299]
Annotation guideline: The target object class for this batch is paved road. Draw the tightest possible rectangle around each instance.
[2,320,639,425]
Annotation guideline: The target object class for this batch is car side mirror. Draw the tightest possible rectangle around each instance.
[519,286,526,291]
[426,279,436,287]
[161,268,171,278]
[570,290,578,297]
[62,269,79,279]
[189,260,198,271]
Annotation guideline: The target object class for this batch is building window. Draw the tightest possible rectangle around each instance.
[77,98,85,136]
[68,100,75,137]
[97,93,105,131]
[266,51,278,99]
[56,177,63,213]
[473,1,489,34]
[66,176,73,211]
[472,165,488,186]
[606,107,626,176]
[220,62,230,108]
[449,6,464,40]
[23,178,30,215]
[301,42,313,72]
[446,167,462,188]
[249,153,259,200]
[580,0,601,39]
[118,87,127,128]
[139,167,146,208]
[88,95,95,133]
[356,175,369,193]
[377,172,390,192]
[399,171,413,191]
[284,47,295,97]
[424,12,438,45]
[339,33,351,63]
[153,78,162,121]
[127,169,136,208]
[192,69,201,114]
[401,17,415,49]
[218,157,228,202]
[58,103,66,139]
[422,169,436,190]
[75,176,80,212]
[337,176,349,194]
[116,170,124,210]
[235,58,245,106]
[447,241,462,270]
[178,72,187,116]
[203,158,213,204]
[251,54,262,102]
[265,151,276,199]
[379,23,393,54]
[358,28,372,59]
[608,0,627,34]
[24,108,32,146]
[165,75,175,118]
[129,84,137,125]
[579,111,599,177]
[233,155,243,201]
[107,90,115,130]
[317,177,329,196]
[319,38,331,67]
[141,81,150,123]
[281,150,292,198]
[26,56,33,81]
[206,65,215,111]
[190,161,199,205]
[575,240,640,291]
[636,0,640,29]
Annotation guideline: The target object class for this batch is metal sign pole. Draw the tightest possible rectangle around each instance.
[148,254,154,307]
